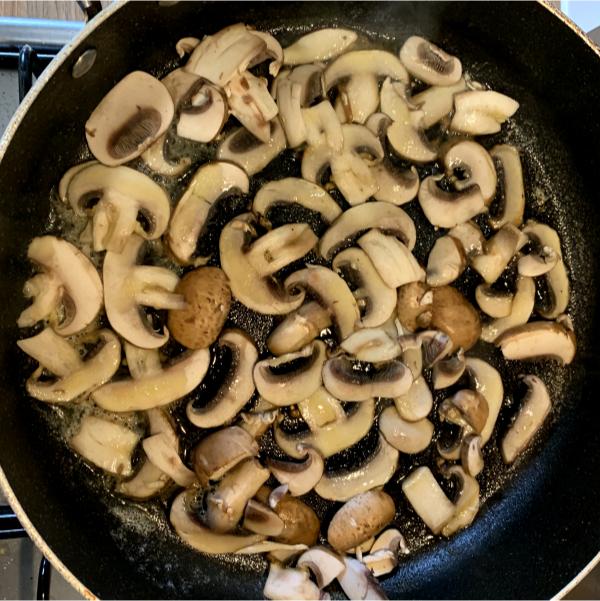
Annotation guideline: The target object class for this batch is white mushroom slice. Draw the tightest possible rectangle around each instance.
[58,160,97,202]
[358,230,425,289]
[238,541,308,557]
[444,140,497,205]
[330,151,379,206]
[217,118,287,176]
[192,426,259,484]
[220,213,305,315]
[323,355,413,402]
[253,341,327,406]
[426,236,467,287]
[21,329,121,403]
[432,349,466,390]
[176,81,228,143]
[167,162,249,265]
[239,410,278,439]
[285,266,359,341]
[475,285,514,318]
[337,557,388,601]
[170,491,264,554]
[92,349,210,412]
[465,357,504,447]
[263,563,320,601]
[518,246,558,277]
[19,236,103,335]
[399,335,423,379]
[379,406,433,454]
[242,500,285,537]
[253,178,342,224]
[284,28,357,65]
[362,550,397,578]
[341,123,385,163]
[341,328,402,363]
[103,235,182,348]
[85,71,174,166]
[333,248,397,329]
[439,389,489,436]
[248,30,284,76]
[225,71,278,143]
[267,447,324,496]
[481,275,535,342]
[275,63,324,106]
[277,78,307,147]
[393,376,433,422]
[450,90,519,135]
[471,224,528,284]
[489,144,525,229]
[419,330,453,367]
[502,375,551,463]
[302,101,344,151]
[297,388,345,432]
[401,467,455,534]
[370,528,408,556]
[124,342,162,380]
[338,74,380,124]
[142,433,195,487]
[70,415,140,477]
[274,399,375,459]
[315,434,398,501]
[461,434,484,477]
[297,547,345,588]
[371,163,419,206]
[497,317,576,364]
[411,79,467,128]
[186,329,258,428]
[399,36,462,86]
[522,220,569,319]
[141,133,190,177]
[440,466,480,537]
[418,176,486,228]
[349,537,376,558]
[176,36,200,57]
[205,459,270,533]
[448,221,484,258]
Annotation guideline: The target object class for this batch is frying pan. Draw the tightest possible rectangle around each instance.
[1,1,599,599]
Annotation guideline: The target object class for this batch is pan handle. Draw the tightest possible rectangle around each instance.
[76,1,103,22]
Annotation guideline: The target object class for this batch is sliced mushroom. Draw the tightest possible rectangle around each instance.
[141,133,190,177]
[439,465,480,537]
[192,426,259,484]
[297,547,345,589]
[296,388,345,432]
[502,375,551,464]
[371,162,419,206]
[70,415,140,477]
[439,389,489,435]
[217,118,287,176]
[496,317,576,364]
[340,328,402,363]
[220,213,305,315]
[267,447,324,496]
[461,434,484,477]
[393,376,433,422]
[276,77,307,147]
[399,334,424,379]
[176,36,200,57]
[370,528,408,556]
[274,63,324,107]
[142,432,196,488]
[432,349,466,390]
[399,36,462,86]
[177,80,228,143]
[327,490,396,552]
[337,556,388,601]
[448,221,484,258]
[283,28,357,65]
[320,201,416,261]
[85,71,174,166]
[242,500,285,537]
[418,329,453,367]
[426,235,467,287]
[18,236,103,335]
[302,101,344,151]
[489,144,525,229]
[253,341,327,405]
[475,284,514,318]
[362,550,398,578]
[341,123,385,163]
[338,73,380,125]
[237,541,308,558]
[411,78,467,128]
[522,220,569,318]
[124,343,162,380]
[253,178,342,225]
[396,282,433,332]
[263,563,320,601]
[480,275,535,342]
[323,355,412,401]
[239,410,279,439]
[450,90,519,135]
[379,406,433,454]
[518,246,558,277]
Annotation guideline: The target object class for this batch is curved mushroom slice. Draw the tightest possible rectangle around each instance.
[297,387,345,431]
[502,375,551,463]
[277,78,307,147]
[205,458,270,533]
[371,162,419,206]
[142,432,195,488]
[522,220,569,319]
[248,30,284,76]
[176,80,228,143]
[274,399,375,459]
[319,201,416,260]
[518,246,558,277]
[411,79,467,128]
[285,266,359,341]
[217,118,287,176]
[439,389,489,436]
[340,328,402,363]
[193,426,259,484]
[170,490,264,554]
[419,328,454,365]
[379,406,433,454]
[333,248,397,329]
[330,151,379,206]
[370,528,408,556]
[489,145,525,229]
[460,433,484,478]
[426,235,467,287]
[253,341,327,405]
[85,71,174,166]
[448,221,484,259]
[338,73,380,125]
[58,160,98,202]
[141,133,190,177]
[239,409,278,439]
[497,317,576,364]
[297,547,345,589]
[168,162,249,265]
[274,63,324,106]
[66,163,171,253]
[471,224,528,284]
[242,500,285,537]
[475,284,514,318]
[432,349,466,390]
[439,466,480,537]
[124,342,162,380]
[418,176,485,228]
[92,348,210,412]
[187,329,257,428]
[396,282,433,332]
[263,563,320,601]
[268,302,331,356]
[399,36,462,86]
[341,123,385,163]
[18,236,103,335]
[399,334,424,379]
[220,213,305,315]
[337,556,388,601]
[450,90,519,135]
[481,275,535,342]
[444,140,497,205]
[323,355,412,402]
[267,447,324,496]
[358,229,425,289]
[253,178,342,225]
[394,376,433,422]
[20,329,121,403]
[302,101,344,151]
[283,28,357,65]
[70,415,140,477]
[176,36,200,57]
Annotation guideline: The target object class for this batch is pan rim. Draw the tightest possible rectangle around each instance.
[0,0,598,599]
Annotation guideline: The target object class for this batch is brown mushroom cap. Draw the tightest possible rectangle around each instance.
[431,286,481,351]
[396,281,433,331]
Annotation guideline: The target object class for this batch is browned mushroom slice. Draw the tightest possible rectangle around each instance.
[243,500,284,537]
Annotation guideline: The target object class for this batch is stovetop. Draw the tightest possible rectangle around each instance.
[0,7,599,601]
